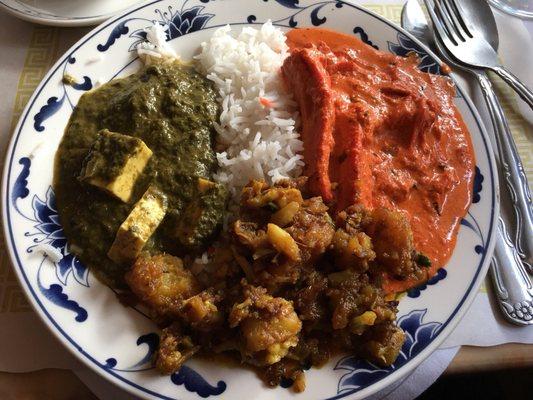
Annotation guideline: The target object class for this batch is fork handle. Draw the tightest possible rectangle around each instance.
[475,72,533,325]
[476,71,533,272]
[491,66,533,111]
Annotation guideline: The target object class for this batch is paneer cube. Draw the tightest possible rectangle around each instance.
[108,186,168,265]
[80,129,152,203]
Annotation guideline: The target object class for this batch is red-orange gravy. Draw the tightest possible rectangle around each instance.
[283,28,475,292]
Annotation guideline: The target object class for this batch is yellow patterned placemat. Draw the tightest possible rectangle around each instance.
[364,3,403,21]
[1,26,60,313]
[0,6,531,312]
[9,27,60,133]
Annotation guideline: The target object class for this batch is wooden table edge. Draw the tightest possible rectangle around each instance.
[444,342,533,375]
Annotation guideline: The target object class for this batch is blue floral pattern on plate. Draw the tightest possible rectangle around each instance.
[102,333,160,372]
[407,268,448,298]
[98,3,215,53]
[334,309,441,393]
[34,56,93,132]
[388,33,441,74]
[12,157,227,395]
[30,187,88,286]
[11,157,88,321]
[101,332,227,397]
[171,367,227,398]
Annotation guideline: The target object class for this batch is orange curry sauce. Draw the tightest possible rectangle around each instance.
[283,28,475,292]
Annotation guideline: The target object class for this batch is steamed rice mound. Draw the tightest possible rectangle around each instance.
[196,23,304,197]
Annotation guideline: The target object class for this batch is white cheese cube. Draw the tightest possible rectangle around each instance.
[80,129,152,203]
[108,186,167,265]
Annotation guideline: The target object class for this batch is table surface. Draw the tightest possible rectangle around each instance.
[1,344,532,399]
[0,1,532,399]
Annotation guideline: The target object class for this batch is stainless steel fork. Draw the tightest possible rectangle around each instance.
[424,0,533,109]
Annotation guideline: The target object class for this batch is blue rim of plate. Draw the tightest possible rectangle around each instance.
[1,0,498,399]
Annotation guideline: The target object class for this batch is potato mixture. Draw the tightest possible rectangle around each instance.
[126,179,428,391]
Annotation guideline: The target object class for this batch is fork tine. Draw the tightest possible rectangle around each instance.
[434,0,461,45]
[440,0,467,41]
[447,0,473,38]
[423,0,458,47]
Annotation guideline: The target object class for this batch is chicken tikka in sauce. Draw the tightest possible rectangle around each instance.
[283,28,475,293]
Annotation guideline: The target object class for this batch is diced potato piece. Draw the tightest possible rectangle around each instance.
[276,188,304,208]
[180,290,221,329]
[293,371,306,393]
[125,254,201,317]
[242,181,303,209]
[155,323,199,374]
[331,229,375,272]
[270,201,300,227]
[267,223,301,261]
[350,311,377,334]
[264,336,299,365]
[384,293,397,302]
[182,295,216,323]
[80,129,152,203]
[363,325,405,366]
[108,186,167,265]
[229,284,302,365]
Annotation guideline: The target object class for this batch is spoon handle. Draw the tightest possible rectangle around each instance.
[491,217,533,325]
[492,66,533,111]
[475,71,533,325]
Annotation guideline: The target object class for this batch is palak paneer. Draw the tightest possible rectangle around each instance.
[54,60,227,286]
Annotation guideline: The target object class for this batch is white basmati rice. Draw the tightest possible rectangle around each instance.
[196,22,303,197]
[86,53,104,65]
[137,24,178,64]
[194,251,210,265]
[32,244,63,263]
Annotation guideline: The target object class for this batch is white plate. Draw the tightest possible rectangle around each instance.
[0,0,144,27]
[1,1,499,399]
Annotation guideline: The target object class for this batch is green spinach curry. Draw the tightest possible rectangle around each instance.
[54,60,227,287]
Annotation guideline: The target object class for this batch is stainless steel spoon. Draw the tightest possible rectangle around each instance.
[402,0,533,325]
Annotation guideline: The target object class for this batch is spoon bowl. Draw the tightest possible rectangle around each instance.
[457,0,499,50]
